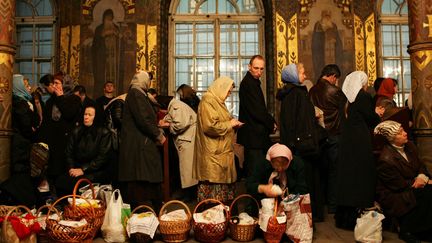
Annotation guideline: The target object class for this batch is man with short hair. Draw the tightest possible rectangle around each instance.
[96,81,115,110]
[238,55,276,177]
[309,64,347,214]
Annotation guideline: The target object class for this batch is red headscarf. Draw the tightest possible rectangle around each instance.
[377,78,396,98]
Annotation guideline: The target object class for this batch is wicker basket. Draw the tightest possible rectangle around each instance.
[263,199,286,243]
[229,194,259,242]
[36,204,52,243]
[1,205,38,242]
[126,205,157,243]
[193,199,228,243]
[63,178,106,238]
[0,205,17,217]
[159,200,191,242]
[45,195,96,243]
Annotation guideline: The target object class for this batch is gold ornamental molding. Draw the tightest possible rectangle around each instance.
[82,0,135,16]
[365,13,376,86]
[412,50,432,71]
[60,25,80,81]
[276,13,298,89]
[354,14,365,71]
[136,24,158,87]
[423,15,432,38]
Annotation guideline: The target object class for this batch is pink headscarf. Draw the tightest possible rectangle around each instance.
[266,143,293,162]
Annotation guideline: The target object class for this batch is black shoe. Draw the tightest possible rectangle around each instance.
[399,231,421,243]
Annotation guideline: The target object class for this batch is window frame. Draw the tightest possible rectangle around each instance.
[377,0,409,107]
[168,0,265,115]
[14,0,56,86]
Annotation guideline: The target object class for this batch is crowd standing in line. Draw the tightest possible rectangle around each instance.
[4,55,430,242]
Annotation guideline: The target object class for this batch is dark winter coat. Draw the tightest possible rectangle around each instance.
[65,125,112,183]
[336,90,380,208]
[237,71,275,149]
[39,94,81,177]
[376,141,430,217]
[118,88,163,183]
[278,83,324,157]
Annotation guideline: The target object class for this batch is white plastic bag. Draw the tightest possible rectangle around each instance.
[101,189,127,242]
[282,194,313,243]
[354,210,385,243]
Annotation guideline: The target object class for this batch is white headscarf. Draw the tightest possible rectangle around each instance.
[129,70,151,92]
[342,71,368,103]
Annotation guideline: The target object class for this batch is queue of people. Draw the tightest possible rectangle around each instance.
[4,55,432,242]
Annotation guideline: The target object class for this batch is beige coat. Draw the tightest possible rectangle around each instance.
[164,99,198,188]
[194,77,237,184]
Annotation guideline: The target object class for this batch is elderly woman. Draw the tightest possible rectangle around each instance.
[375,120,432,242]
[119,71,166,210]
[55,104,112,196]
[335,71,384,229]
[277,63,325,222]
[246,143,308,201]
[375,77,398,109]
[194,76,243,203]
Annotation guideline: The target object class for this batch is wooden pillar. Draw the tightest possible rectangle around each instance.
[0,0,16,182]
[408,0,432,170]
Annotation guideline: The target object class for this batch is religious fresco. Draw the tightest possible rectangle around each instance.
[298,0,354,84]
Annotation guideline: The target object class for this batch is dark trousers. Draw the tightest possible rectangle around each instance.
[244,148,266,177]
[322,135,340,212]
[303,156,325,221]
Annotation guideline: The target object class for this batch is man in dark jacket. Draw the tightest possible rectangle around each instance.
[309,64,347,213]
[38,73,81,188]
[238,55,276,178]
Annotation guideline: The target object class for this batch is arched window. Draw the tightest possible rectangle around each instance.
[379,0,409,106]
[169,0,264,116]
[14,0,55,86]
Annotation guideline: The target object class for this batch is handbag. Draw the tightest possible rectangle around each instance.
[283,194,313,243]
[29,143,49,177]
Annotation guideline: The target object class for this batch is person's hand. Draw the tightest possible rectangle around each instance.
[157,135,167,145]
[258,184,279,198]
[53,85,64,96]
[230,119,244,128]
[375,106,385,117]
[158,119,170,128]
[412,177,427,188]
[69,168,84,177]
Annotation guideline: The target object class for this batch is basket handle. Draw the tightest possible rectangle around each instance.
[229,194,260,218]
[158,200,191,219]
[71,178,96,208]
[46,194,96,221]
[2,205,34,238]
[36,204,52,217]
[193,199,228,220]
[131,205,157,216]
[273,198,278,217]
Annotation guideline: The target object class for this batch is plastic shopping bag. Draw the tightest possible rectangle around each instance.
[101,189,127,242]
[354,210,385,243]
[282,194,313,243]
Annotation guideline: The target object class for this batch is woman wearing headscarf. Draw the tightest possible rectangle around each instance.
[11,74,40,166]
[194,76,243,203]
[375,77,397,109]
[246,143,308,201]
[119,70,166,210]
[55,104,112,197]
[0,75,40,207]
[277,63,325,222]
[374,121,432,242]
[335,71,384,229]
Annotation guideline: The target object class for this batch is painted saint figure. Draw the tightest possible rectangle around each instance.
[312,10,343,80]
[92,9,120,97]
